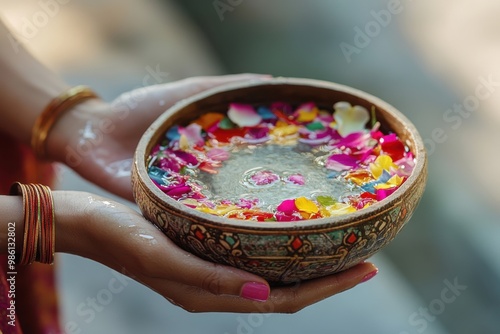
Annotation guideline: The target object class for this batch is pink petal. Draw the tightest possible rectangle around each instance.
[206,148,230,161]
[351,147,374,163]
[250,170,279,186]
[325,154,359,171]
[228,103,262,127]
[237,198,258,209]
[275,212,302,222]
[376,187,397,201]
[333,132,368,149]
[276,199,298,214]
[286,174,305,185]
[178,123,204,146]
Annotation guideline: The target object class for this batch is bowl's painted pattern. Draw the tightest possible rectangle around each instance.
[132,167,425,283]
[132,78,427,283]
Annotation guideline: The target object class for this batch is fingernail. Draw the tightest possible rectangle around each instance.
[240,282,270,302]
[361,269,379,283]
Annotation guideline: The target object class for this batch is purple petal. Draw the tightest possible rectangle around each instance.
[333,132,368,148]
[247,126,270,139]
[172,150,198,166]
[326,154,359,171]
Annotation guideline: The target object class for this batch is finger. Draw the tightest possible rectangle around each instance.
[88,207,272,300]
[144,262,378,313]
[140,239,271,300]
[115,73,272,121]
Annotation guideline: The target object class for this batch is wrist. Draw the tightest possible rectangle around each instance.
[45,98,111,165]
[53,191,93,255]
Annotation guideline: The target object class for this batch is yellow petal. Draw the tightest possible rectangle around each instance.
[320,208,331,217]
[295,197,319,213]
[374,183,394,190]
[196,205,239,215]
[369,163,383,179]
[375,175,403,190]
[345,170,374,185]
[326,203,356,216]
[377,155,397,170]
[370,155,397,179]
[179,134,189,150]
[296,107,318,122]
[271,124,299,137]
[388,174,403,187]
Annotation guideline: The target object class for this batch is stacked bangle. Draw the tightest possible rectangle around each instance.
[31,85,100,160]
[10,182,55,265]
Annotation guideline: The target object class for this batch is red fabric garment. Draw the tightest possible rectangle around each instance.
[0,132,61,334]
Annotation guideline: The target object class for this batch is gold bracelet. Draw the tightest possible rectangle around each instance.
[31,85,100,160]
[10,182,56,265]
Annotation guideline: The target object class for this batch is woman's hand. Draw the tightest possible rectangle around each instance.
[55,191,378,313]
[48,74,270,200]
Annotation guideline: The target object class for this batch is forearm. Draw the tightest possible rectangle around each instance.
[0,191,89,258]
[0,19,69,146]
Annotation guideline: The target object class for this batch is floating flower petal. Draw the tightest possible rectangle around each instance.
[257,106,277,120]
[178,123,204,147]
[148,166,169,184]
[271,102,293,115]
[334,102,370,137]
[166,125,181,141]
[228,103,262,127]
[194,113,225,130]
[250,170,279,186]
[380,133,406,161]
[325,203,356,216]
[326,154,358,171]
[286,174,305,185]
[210,128,248,143]
[295,102,318,122]
[271,123,299,137]
[277,199,298,214]
[295,197,319,214]
[316,195,336,207]
[369,155,398,179]
[206,148,230,161]
[376,187,397,201]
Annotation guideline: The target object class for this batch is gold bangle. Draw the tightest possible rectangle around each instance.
[10,182,56,265]
[31,85,100,160]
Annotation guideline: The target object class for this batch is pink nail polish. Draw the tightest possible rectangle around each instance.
[361,269,379,283]
[240,282,270,302]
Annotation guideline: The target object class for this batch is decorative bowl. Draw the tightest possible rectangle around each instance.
[132,77,427,284]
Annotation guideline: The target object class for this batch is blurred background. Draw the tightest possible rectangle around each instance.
[2,0,500,333]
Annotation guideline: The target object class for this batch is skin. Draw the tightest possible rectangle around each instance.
[0,20,378,313]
